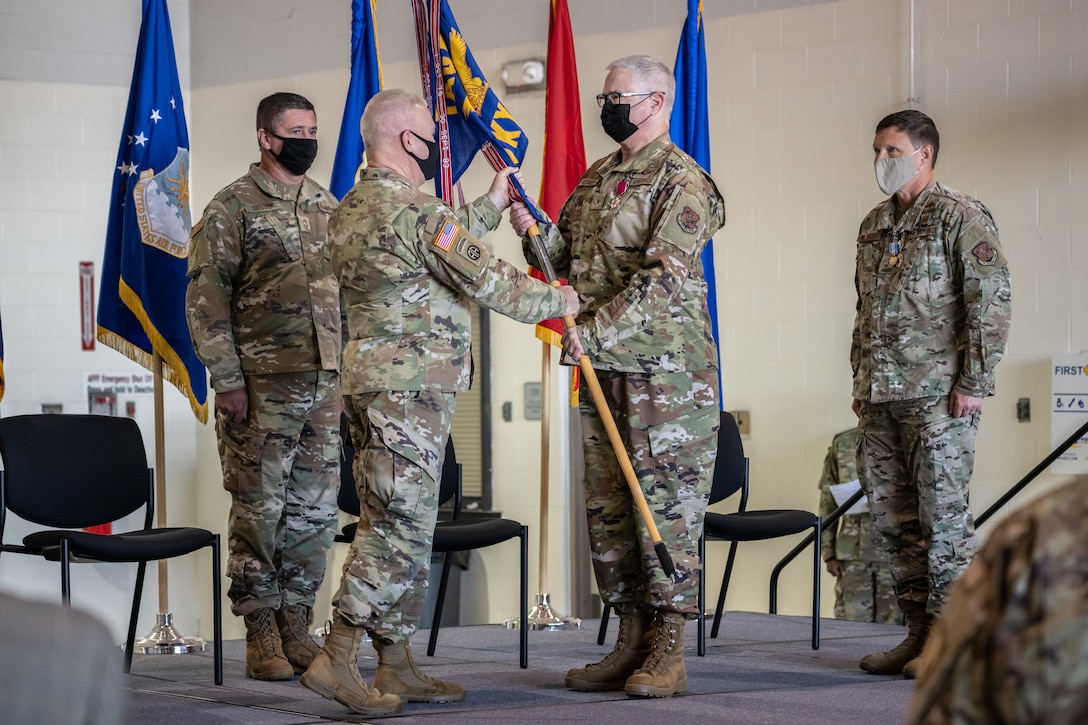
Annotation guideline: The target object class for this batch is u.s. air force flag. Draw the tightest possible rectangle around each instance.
[413,0,535,212]
[96,0,208,422]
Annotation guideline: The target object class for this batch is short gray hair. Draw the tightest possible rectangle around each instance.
[360,89,429,149]
[606,55,674,117]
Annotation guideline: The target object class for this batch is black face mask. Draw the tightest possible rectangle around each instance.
[600,100,640,143]
[408,131,440,181]
[269,133,318,176]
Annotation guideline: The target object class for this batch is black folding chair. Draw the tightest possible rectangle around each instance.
[0,414,223,684]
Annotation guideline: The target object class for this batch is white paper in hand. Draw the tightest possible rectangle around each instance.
[829,479,868,515]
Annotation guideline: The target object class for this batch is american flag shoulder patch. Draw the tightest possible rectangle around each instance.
[433,220,459,251]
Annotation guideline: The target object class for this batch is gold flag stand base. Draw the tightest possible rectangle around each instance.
[130,612,207,654]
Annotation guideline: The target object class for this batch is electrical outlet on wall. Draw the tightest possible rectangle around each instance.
[731,410,750,435]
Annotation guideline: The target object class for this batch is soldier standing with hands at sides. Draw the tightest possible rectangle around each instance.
[300,89,578,718]
[511,55,725,699]
[851,109,1011,678]
[186,92,341,681]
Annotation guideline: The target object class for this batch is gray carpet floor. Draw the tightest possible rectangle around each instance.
[124,611,915,724]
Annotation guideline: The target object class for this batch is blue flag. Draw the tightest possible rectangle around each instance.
[96,0,208,422]
[414,0,536,213]
[671,0,721,405]
[330,0,383,200]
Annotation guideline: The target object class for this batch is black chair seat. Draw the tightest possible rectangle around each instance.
[31,527,217,562]
[433,518,523,551]
[705,510,818,541]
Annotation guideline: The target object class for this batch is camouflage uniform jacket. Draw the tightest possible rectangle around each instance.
[186,163,340,392]
[527,133,725,372]
[818,427,885,562]
[907,478,1088,724]
[851,180,1011,403]
[332,167,568,394]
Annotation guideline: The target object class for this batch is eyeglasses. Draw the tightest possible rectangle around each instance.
[595,91,658,108]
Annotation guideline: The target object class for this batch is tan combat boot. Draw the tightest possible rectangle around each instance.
[624,611,688,698]
[565,608,654,691]
[300,618,403,717]
[860,600,933,676]
[243,608,295,681]
[373,638,466,703]
[901,654,922,679]
[275,604,323,674]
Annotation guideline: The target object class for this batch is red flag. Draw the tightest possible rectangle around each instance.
[539,0,586,219]
[536,0,586,406]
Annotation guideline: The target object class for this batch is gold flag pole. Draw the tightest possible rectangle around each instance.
[526,341,577,629]
[132,350,207,654]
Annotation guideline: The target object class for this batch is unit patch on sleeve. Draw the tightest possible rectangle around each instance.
[970,240,998,266]
[677,206,701,234]
[430,217,489,277]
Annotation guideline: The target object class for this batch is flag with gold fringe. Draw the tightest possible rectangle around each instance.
[330,0,383,200]
[96,0,207,421]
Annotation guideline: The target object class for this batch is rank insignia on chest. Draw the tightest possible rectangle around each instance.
[677,206,700,234]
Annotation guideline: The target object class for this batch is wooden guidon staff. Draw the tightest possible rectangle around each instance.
[526,223,676,578]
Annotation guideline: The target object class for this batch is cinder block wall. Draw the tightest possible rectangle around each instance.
[1,0,1084,641]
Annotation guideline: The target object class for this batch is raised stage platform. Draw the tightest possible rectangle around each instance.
[125,611,916,724]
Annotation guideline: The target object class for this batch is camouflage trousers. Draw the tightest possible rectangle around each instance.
[580,369,719,618]
[834,558,902,624]
[334,390,453,643]
[856,395,980,615]
[216,370,340,616]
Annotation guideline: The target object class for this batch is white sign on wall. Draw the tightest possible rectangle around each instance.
[1051,353,1088,473]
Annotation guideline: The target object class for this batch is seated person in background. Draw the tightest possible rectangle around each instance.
[819,427,902,624]
[907,476,1088,724]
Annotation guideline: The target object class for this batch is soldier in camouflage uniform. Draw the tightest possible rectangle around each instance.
[186,92,340,682]
[907,477,1088,724]
[818,427,901,624]
[299,89,578,718]
[512,55,724,699]
[851,110,1012,678]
